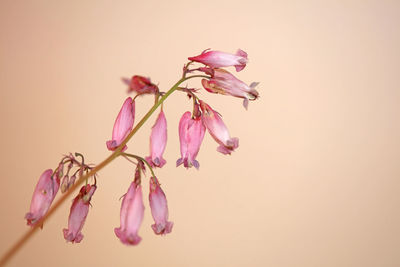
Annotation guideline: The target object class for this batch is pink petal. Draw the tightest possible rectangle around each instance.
[146,110,167,168]
[25,169,60,227]
[115,181,144,245]
[199,101,239,155]
[106,97,135,151]
[177,111,206,169]
[188,49,248,72]
[149,178,173,235]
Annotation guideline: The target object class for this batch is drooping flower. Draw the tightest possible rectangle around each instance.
[176,111,206,169]
[201,68,259,109]
[114,181,144,245]
[188,49,248,72]
[149,177,173,235]
[199,100,239,155]
[25,169,60,227]
[145,109,167,168]
[63,184,96,243]
[123,75,159,95]
[106,97,135,151]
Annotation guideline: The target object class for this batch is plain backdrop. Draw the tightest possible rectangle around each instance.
[0,0,400,266]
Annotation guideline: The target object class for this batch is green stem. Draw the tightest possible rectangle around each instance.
[122,153,156,178]
[0,74,209,267]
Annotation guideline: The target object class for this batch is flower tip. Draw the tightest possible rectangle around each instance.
[193,160,200,169]
[217,138,239,155]
[151,221,174,235]
[63,228,83,243]
[106,140,127,152]
[115,228,142,245]
[235,64,246,72]
[243,99,249,110]
[176,158,183,167]
[236,49,248,59]
[121,77,130,86]
[25,212,35,226]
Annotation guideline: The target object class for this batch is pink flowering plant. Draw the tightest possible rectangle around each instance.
[0,49,259,265]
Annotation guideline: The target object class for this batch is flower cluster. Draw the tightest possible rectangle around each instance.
[25,153,96,240]
[25,49,258,246]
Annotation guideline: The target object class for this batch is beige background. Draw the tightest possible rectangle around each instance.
[1,0,400,266]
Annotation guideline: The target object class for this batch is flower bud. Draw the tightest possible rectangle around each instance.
[60,175,69,193]
[124,75,158,95]
[68,175,76,188]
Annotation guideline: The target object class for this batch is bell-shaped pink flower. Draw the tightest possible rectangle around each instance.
[114,181,144,245]
[149,177,173,235]
[25,169,60,227]
[199,101,239,155]
[176,111,206,169]
[188,49,248,72]
[63,184,96,243]
[201,68,259,109]
[145,110,167,168]
[123,75,159,95]
[106,97,135,151]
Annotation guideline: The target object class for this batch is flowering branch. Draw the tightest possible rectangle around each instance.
[0,49,259,266]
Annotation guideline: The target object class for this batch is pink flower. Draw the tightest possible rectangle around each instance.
[106,97,135,151]
[123,75,158,95]
[63,184,96,243]
[176,111,206,169]
[149,177,173,235]
[25,169,60,227]
[114,181,144,245]
[201,68,259,109]
[199,101,239,155]
[188,49,248,72]
[145,110,167,168]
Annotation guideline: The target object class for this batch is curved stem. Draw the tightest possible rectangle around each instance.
[0,74,209,267]
[122,153,156,178]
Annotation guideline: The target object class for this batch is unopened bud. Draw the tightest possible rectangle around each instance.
[61,175,70,193]
[57,163,64,178]
[68,175,76,188]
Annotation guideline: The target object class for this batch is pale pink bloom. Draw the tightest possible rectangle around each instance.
[199,101,239,155]
[145,110,167,168]
[63,184,96,243]
[106,97,135,151]
[25,169,60,227]
[188,49,248,72]
[177,111,206,169]
[149,177,173,235]
[123,75,158,95]
[115,181,144,245]
[201,68,259,109]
